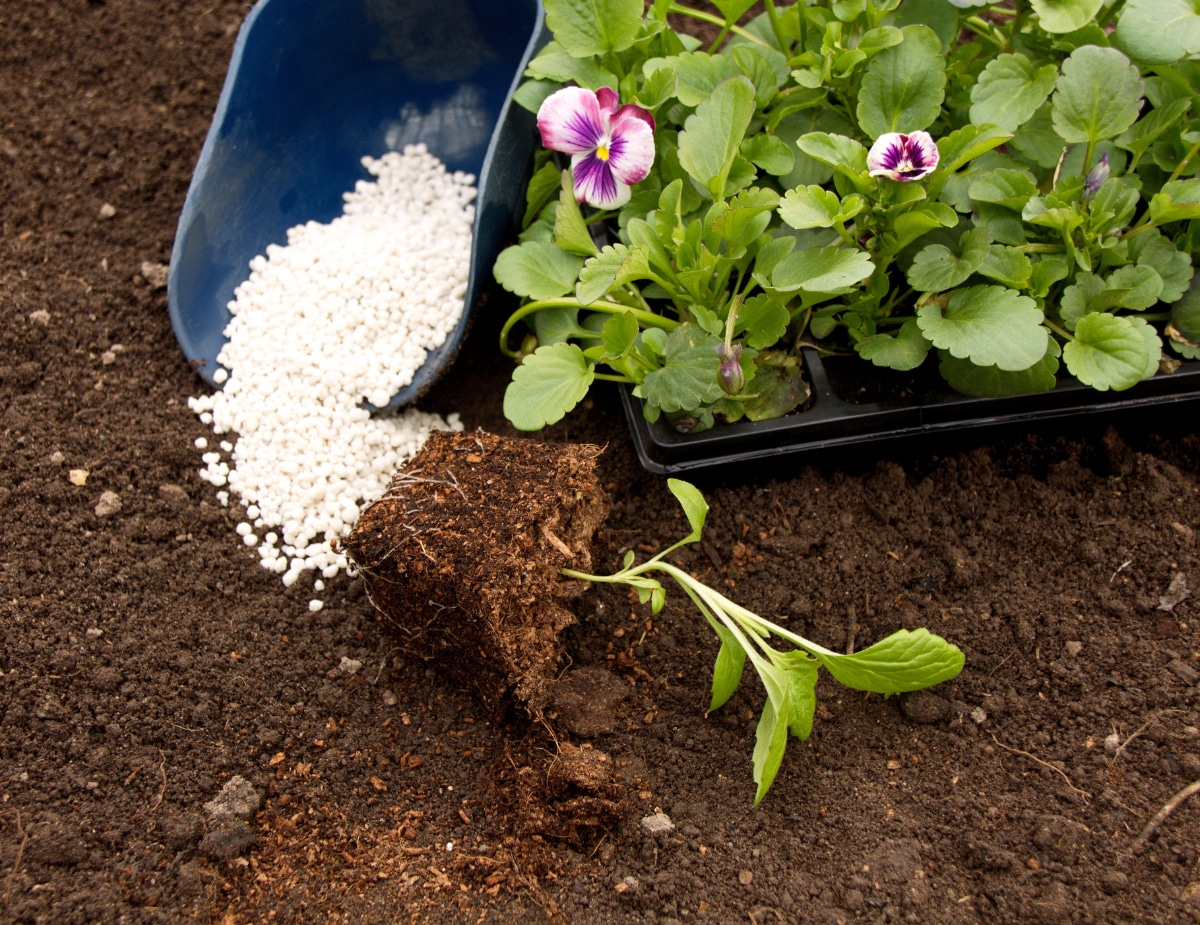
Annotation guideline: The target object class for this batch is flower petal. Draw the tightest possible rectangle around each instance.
[538,87,604,155]
[613,101,655,134]
[904,130,939,174]
[596,87,620,124]
[572,151,631,209]
[606,113,656,186]
[867,132,906,177]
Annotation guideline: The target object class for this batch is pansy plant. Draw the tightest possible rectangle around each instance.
[495,0,1200,433]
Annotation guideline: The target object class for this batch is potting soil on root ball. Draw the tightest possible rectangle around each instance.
[341,430,609,718]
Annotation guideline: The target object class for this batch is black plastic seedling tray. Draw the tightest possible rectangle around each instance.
[619,349,1200,474]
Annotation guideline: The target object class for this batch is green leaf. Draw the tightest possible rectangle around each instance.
[935,124,1014,173]
[1116,0,1200,66]
[524,42,618,89]
[513,80,559,115]
[554,173,600,258]
[917,285,1048,370]
[751,680,790,804]
[678,76,758,199]
[814,628,965,694]
[735,294,790,349]
[1149,179,1200,224]
[647,51,743,107]
[667,478,709,539]
[532,306,583,345]
[969,169,1040,212]
[795,132,870,184]
[779,185,864,230]
[600,310,640,360]
[977,245,1034,289]
[1108,264,1164,310]
[1134,235,1194,303]
[575,244,652,305]
[503,343,595,430]
[1010,103,1069,169]
[712,0,757,20]
[732,45,790,106]
[740,134,795,176]
[907,227,992,292]
[890,204,959,251]
[638,67,678,110]
[970,53,1060,132]
[1170,276,1200,344]
[493,241,584,300]
[781,654,819,741]
[543,0,644,56]
[1063,312,1152,390]
[1128,316,1164,379]
[891,0,958,51]
[1031,0,1104,33]
[856,26,947,137]
[855,319,931,371]
[524,161,564,229]
[708,626,747,714]
[1051,46,1144,144]
[640,323,725,412]
[711,187,781,251]
[1115,98,1193,163]
[772,247,876,293]
[939,339,1061,396]
[741,362,811,420]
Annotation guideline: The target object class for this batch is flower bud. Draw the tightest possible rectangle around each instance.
[1085,152,1110,197]
[716,343,744,395]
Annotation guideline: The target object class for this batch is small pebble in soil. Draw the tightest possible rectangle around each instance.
[203,776,260,820]
[94,490,121,517]
[309,600,323,613]
[338,656,362,676]
[98,202,116,219]
[189,145,471,604]
[641,812,675,836]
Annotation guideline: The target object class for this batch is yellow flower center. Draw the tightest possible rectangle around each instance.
[596,144,610,161]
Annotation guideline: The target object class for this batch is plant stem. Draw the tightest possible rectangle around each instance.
[499,299,678,358]
[1097,0,1127,30]
[762,0,790,54]
[1168,136,1200,183]
[668,4,771,47]
[1044,318,1074,341]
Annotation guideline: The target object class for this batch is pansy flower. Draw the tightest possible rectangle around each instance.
[537,86,655,210]
[866,131,939,182]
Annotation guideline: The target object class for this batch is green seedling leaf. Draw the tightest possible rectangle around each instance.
[513,80,559,115]
[576,244,652,305]
[1170,277,1200,344]
[796,132,871,187]
[712,0,757,20]
[638,67,678,110]
[1116,0,1200,65]
[939,339,1061,396]
[532,306,584,345]
[1149,179,1200,225]
[856,319,931,371]
[640,324,725,412]
[977,245,1034,289]
[778,185,864,230]
[494,241,585,300]
[524,162,563,229]
[780,654,819,741]
[1134,235,1194,303]
[814,628,965,694]
[1010,103,1068,169]
[772,246,876,293]
[891,0,958,51]
[1051,46,1144,144]
[544,0,644,56]
[678,76,757,199]
[740,134,795,176]
[751,679,790,804]
[735,293,790,350]
[907,227,992,292]
[970,53,1059,132]
[504,343,595,431]
[1031,0,1104,34]
[1116,98,1192,164]
[732,45,789,106]
[857,26,947,137]
[1128,316,1164,379]
[600,310,640,360]
[524,42,618,89]
[935,124,1014,174]
[968,170,1040,214]
[708,624,747,714]
[711,187,780,251]
[647,51,743,107]
[625,218,676,279]
[667,478,709,539]
[554,172,600,258]
[1108,264,1164,310]
[917,285,1048,370]
[1059,271,1115,330]
[890,205,959,252]
[1062,311,1151,390]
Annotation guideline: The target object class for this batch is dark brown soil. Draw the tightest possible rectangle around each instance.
[3,3,1200,925]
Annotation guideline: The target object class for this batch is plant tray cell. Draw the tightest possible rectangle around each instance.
[620,350,1200,474]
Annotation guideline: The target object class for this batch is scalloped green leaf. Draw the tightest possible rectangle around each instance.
[1062,311,1151,390]
[935,124,1014,173]
[772,247,876,293]
[735,293,790,350]
[1116,0,1200,66]
[970,53,1059,132]
[503,343,595,431]
[640,323,725,412]
[1031,0,1104,33]
[1149,179,1200,225]
[778,185,864,230]
[1051,46,1144,144]
[969,169,1040,212]
[493,241,585,300]
[917,285,1048,370]
[907,227,992,292]
[939,339,1061,396]
[678,76,758,199]
[855,319,931,371]
[977,245,1034,289]
[575,244,652,305]
[544,0,644,56]
[857,25,947,137]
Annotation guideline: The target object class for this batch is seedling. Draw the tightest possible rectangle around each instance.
[564,478,964,803]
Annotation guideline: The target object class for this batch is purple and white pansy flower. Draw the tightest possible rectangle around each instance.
[866,131,939,182]
[537,86,656,210]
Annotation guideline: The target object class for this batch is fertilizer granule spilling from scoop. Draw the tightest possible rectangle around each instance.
[188,144,472,600]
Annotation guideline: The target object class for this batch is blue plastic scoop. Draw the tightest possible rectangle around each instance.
[168,0,545,408]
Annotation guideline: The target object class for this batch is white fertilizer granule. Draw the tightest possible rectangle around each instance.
[188,144,472,596]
